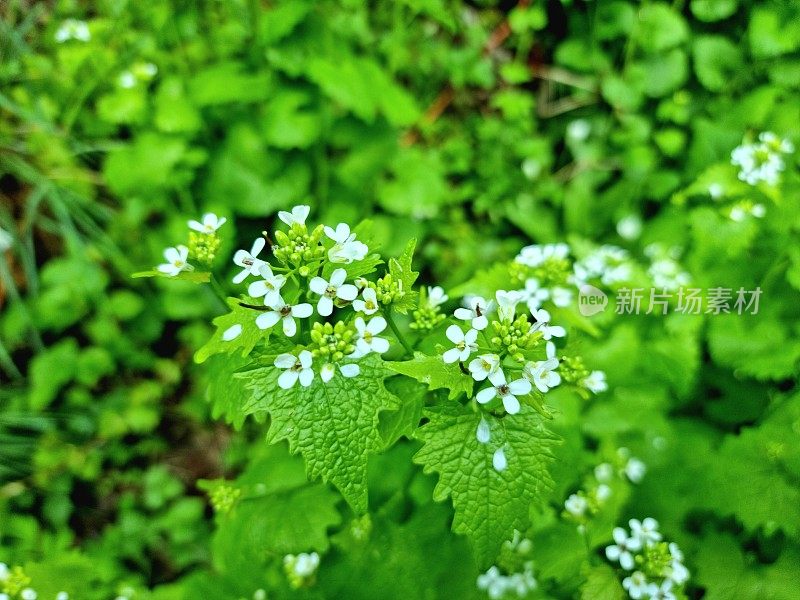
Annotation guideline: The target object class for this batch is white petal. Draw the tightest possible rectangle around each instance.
[370,337,390,354]
[442,348,461,364]
[476,387,497,404]
[251,237,266,257]
[503,394,521,414]
[164,247,181,263]
[248,281,267,297]
[187,220,204,232]
[337,283,358,301]
[472,315,489,330]
[317,296,333,316]
[492,447,507,472]
[453,307,472,321]
[476,418,491,443]
[446,324,465,344]
[488,369,507,386]
[605,546,621,561]
[157,264,179,276]
[298,368,314,387]
[282,316,297,337]
[274,353,296,369]
[340,363,360,378]
[508,378,532,396]
[309,276,328,295]
[292,303,313,318]
[367,316,387,334]
[298,350,313,368]
[330,268,347,287]
[256,311,280,330]
[232,269,249,284]
[620,553,634,571]
[222,324,242,341]
[354,317,367,334]
[278,370,298,389]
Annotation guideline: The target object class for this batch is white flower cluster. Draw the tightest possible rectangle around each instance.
[731,132,794,186]
[512,244,575,310]
[283,552,320,589]
[0,563,68,600]
[157,213,227,276]
[572,245,633,287]
[54,19,90,43]
[605,519,689,600]
[564,450,646,521]
[476,563,537,599]
[644,245,690,291]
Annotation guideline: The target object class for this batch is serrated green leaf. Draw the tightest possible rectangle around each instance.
[388,238,420,314]
[413,402,559,565]
[195,297,269,363]
[378,376,427,448]
[132,269,211,284]
[387,352,474,400]
[241,353,399,512]
[580,565,626,600]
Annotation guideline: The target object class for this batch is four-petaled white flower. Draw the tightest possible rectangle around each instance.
[630,517,662,546]
[320,362,360,383]
[495,290,522,321]
[622,571,650,600]
[157,245,191,277]
[352,287,379,315]
[255,300,313,336]
[324,223,369,264]
[426,286,449,308]
[583,370,608,393]
[492,446,507,472]
[522,278,550,312]
[530,308,566,340]
[352,316,390,356]
[605,527,642,570]
[443,325,478,364]
[248,264,287,307]
[188,212,226,234]
[648,579,677,600]
[275,351,314,389]
[454,296,491,330]
[232,237,266,283]
[565,493,588,517]
[278,204,311,226]
[468,353,501,381]
[476,370,531,415]
[309,268,359,316]
[55,19,90,43]
[523,343,561,393]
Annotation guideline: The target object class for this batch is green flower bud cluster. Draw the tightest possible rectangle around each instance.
[410,305,445,331]
[637,541,672,580]
[560,355,590,384]
[350,513,373,542]
[309,321,356,362]
[497,530,534,574]
[273,223,325,267]
[1,565,31,596]
[490,315,539,361]
[208,483,241,514]
[188,231,222,267]
[509,258,571,288]
[373,273,406,305]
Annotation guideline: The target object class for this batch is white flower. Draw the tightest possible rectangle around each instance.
[595,462,614,482]
[454,296,491,330]
[530,308,566,340]
[595,484,612,503]
[567,119,591,141]
[521,278,550,311]
[759,131,794,153]
[516,243,570,268]
[468,354,501,381]
[477,566,506,599]
[324,223,368,264]
[248,264,287,307]
[274,351,314,389]
[188,212,226,234]
[255,300,313,336]
[309,268,359,316]
[278,205,310,226]
[222,324,242,342]
[551,286,573,307]
[20,590,37,600]
[492,447,507,472]
[624,457,647,483]
[320,362,360,383]
[617,214,643,240]
[352,287,379,315]
[442,325,478,364]
[284,551,320,577]
[647,579,677,600]
[629,517,661,546]
[622,571,650,599]
[476,370,531,415]
[157,245,191,277]
[565,494,588,516]
[583,370,608,394]
[426,286,448,308]
[0,227,12,252]
[523,343,560,393]
[232,237,266,283]
[605,527,642,570]
[353,316,390,356]
[731,139,786,186]
[495,290,522,321]
[55,19,90,42]
[572,245,631,286]
[476,418,491,443]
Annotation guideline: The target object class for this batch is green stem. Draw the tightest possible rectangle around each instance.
[384,309,414,357]
[209,274,228,307]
